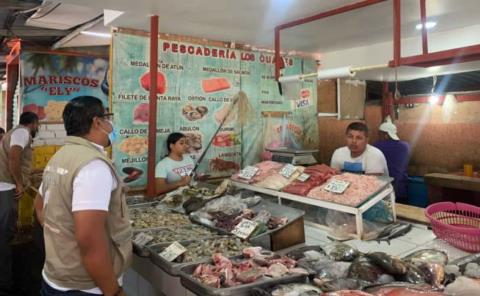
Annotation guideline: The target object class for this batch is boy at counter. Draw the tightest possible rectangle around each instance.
[331,122,389,176]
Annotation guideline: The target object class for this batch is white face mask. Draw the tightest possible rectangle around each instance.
[99,120,117,146]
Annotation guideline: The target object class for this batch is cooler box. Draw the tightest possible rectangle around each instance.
[407,176,429,208]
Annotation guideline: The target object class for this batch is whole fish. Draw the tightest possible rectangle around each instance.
[366,252,408,275]
[403,249,448,266]
[400,263,427,284]
[376,223,412,244]
[418,262,445,288]
[313,278,368,292]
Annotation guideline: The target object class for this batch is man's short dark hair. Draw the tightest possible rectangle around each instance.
[19,112,39,125]
[346,122,368,136]
[63,96,105,136]
[0,127,5,134]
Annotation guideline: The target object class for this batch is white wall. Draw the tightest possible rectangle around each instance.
[320,24,480,69]
[33,124,67,146]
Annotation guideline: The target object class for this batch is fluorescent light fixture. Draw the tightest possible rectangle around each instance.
[416,22,436,30]
[429,95,439,105]
[80,31,111,38]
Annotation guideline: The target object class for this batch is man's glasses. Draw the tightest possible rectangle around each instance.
[101,113,114,121]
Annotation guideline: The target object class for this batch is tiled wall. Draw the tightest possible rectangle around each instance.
[32,124,66,169]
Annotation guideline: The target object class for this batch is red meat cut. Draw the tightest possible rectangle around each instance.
[202,77,230,93]
[140,71,167,94]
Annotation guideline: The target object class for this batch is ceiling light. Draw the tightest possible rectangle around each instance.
[429,95,439,105]
[80,31,111,38]
[416,22,436,30]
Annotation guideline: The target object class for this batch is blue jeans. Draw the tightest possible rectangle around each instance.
[40,280,100,296]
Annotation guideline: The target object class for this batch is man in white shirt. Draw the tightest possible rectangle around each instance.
[0,112,39,295]
[331,122,389,176]
[34,96,130,296]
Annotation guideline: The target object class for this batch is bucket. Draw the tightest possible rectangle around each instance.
[407,176,429,208]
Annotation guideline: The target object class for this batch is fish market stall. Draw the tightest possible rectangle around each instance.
[124,182,309,295]
[230,161,396,239]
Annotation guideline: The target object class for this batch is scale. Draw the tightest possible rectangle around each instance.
[267,147,318,165]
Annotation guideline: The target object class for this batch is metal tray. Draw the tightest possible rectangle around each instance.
[126,195,161,207]
[148,236,249,276]
[179,257,308,296]
[354,176,394,208]
[129,205,192,231]
[190,199,305,250]
[304,175,393,208]
[132,225,225,257]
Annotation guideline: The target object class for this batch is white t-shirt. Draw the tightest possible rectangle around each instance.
[0,127,31,191]
[41,141,120,294]
[155,155,194,183]
[330,144,389,176]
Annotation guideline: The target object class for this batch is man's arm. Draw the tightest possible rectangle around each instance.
[34,193,44,226]
[8,145,24,198]
[74,210,124,296]
[330,149,342,171]
[365,150,389,176]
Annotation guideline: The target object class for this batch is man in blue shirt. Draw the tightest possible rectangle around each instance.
[374,117,411,204]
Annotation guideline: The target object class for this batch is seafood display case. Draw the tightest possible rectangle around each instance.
[232,176,396,240]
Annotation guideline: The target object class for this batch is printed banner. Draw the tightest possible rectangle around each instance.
[112,32,319,187]
[20,52,109,122]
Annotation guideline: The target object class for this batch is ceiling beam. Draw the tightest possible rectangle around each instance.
[0,28,68,37]
[0,1,39,10]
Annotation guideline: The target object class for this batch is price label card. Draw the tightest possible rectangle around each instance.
[133,232,154,248]
[159,241,187,262]
[238,166,259,180]
[231,219,258,239]
[324,179,350,194]
[296,173,310,182]
[280,164,297,178]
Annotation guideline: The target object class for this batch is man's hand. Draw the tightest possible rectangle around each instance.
[15,183,24,199]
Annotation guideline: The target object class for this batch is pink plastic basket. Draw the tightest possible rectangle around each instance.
[425,202,480,252]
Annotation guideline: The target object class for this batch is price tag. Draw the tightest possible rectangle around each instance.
[296,173,310,182]
[133,232,154,248]
[231,219,258,239]
[159,241,187,262]
[324,179,350,194]
[280,164,297,178]
[238,166,259,180]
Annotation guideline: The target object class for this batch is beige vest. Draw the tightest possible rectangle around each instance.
[42,136,132,290]
[0,125,33,187]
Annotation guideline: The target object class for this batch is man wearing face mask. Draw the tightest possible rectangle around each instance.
[0,111,39,295]
[34,96,130,296]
